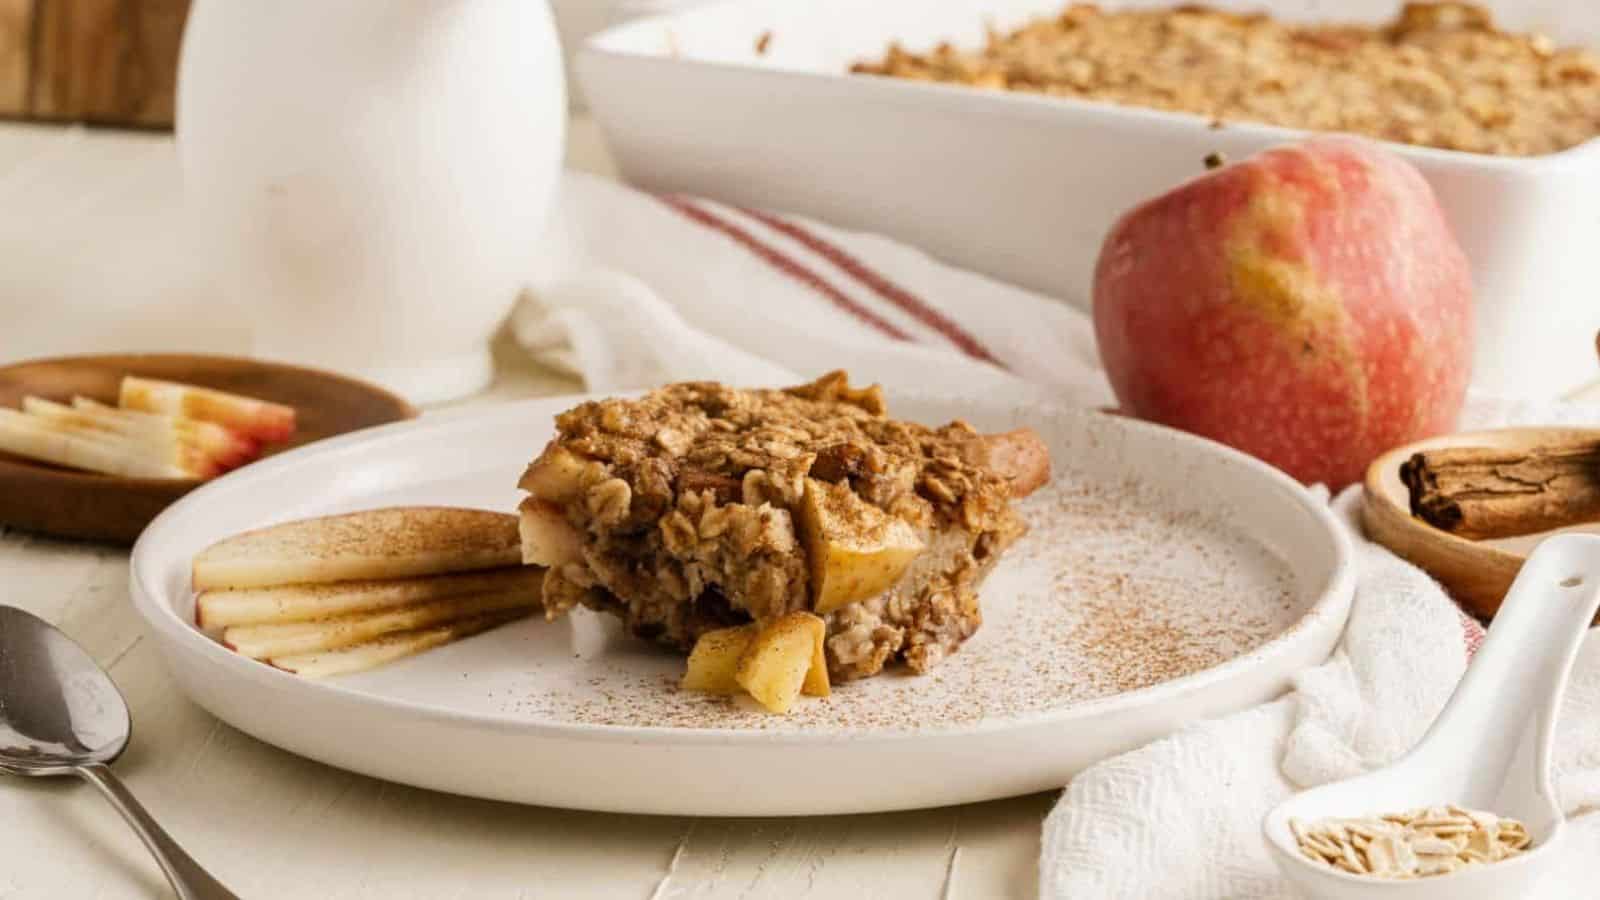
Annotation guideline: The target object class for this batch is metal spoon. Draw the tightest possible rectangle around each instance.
[0,605,238,899]
[1263,532,1600,899]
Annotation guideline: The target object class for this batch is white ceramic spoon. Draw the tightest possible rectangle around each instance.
[1263,532,1600,900]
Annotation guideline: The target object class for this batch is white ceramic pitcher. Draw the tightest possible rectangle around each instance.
[176,0,566,403]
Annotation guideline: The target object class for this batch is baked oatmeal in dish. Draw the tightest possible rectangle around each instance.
[851,2,1600,157]
[517,372,1050,681]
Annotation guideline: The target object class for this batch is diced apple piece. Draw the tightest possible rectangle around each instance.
[0,409,192,478]
[267,609,529,678]
[681,624,758,695]
[223,590,539,659]
[802,621,831,698]
[517,497,583,567]
[192,507,522,590]
[961,428,1052,497]
[795,477,924,614]
[683,615,829,707]
[518,444,598,503]
[735,612,826,714]
[120,375,296,443]
[195,565,544,629]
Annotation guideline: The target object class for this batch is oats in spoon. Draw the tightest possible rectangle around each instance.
[1290,806,1531,878]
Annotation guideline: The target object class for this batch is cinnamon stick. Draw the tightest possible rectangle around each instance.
[1401,440,1600,539]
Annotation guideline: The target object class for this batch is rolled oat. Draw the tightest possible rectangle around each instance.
[1290,806,1532,879]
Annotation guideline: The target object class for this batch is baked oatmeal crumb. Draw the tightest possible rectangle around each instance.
[521,372,1027,680]
[852,2,1600,157]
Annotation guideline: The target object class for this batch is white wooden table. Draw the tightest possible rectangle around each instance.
[0,118,1051,899]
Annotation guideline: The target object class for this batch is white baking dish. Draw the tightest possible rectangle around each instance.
[550,0,714,108]
[579,0,1600,397]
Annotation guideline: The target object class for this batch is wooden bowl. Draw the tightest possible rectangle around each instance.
[0,354,417,543]
[1362,426,1600,620]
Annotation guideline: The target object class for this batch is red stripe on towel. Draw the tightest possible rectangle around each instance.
[656,196,913,343]
[1461,610,1486,658]
[737,206,1006,368]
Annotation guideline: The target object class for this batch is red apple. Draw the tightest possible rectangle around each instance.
[1093,136,1474,489]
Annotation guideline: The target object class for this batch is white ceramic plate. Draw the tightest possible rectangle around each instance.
[130,395,1354,816]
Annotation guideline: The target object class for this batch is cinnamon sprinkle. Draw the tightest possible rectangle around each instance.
[491,468,1300,731]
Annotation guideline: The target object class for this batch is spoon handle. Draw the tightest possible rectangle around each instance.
[1418,533,1600,806]
[74,763,240,900]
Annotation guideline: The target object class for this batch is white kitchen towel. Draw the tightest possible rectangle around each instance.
[515,173,1112,406]
[1042,489,1600,899]
[513,172,1600,898]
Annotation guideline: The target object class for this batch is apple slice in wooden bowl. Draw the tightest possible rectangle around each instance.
[0,354,416,543]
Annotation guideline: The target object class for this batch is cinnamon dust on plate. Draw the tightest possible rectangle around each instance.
[495,470,1300,730]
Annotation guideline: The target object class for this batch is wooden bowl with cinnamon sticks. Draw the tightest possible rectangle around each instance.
[1363,427,1600,621]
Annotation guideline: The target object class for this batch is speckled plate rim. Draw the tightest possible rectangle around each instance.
[130,392,1354,750]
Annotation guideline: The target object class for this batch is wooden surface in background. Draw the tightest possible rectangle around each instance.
[0,0,30,114]
[0,0,188,128]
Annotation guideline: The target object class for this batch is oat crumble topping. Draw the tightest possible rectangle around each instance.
[851,2,1600,156]
[519,372,1029,681]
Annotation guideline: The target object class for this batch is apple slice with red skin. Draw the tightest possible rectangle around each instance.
[120,376,296,443]
[0,409,195,478]
[72,397,259,470]
[26,396,244,473]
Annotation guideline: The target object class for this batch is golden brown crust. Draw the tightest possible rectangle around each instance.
[852,2,1600,157]
[963,429,1052,498]
[521,373,1040,679]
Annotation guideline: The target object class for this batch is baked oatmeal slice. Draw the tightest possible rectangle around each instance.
[517,372,1049,680]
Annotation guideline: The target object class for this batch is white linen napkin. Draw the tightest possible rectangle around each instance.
[516,174,1112,406]
[1042,488,1600,899]
[514,172,1600,897]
